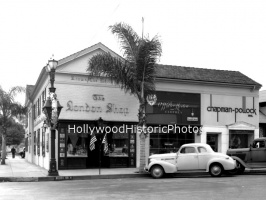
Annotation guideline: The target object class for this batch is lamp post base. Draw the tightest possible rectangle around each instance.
[48,159,59,176]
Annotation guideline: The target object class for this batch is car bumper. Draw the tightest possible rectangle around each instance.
[223,159,237,170]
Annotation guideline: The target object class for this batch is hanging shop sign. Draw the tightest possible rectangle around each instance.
[187,117,199,121]
[147,94,157,106]
[34,114,46,127]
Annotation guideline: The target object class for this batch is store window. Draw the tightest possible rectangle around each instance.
[229,130,254,149]
[150,128,194,155]
[42,129,45,157]
[109,131,129,157]
[34,131,36,155]
[67,133,88,157]
[37,129,40,156]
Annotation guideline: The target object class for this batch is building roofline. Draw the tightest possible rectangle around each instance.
[155,77,261,90]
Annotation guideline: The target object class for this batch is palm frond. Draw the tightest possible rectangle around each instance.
[136,35,162,90]
[9,86,25,97]
[88,22,162,102]
[88,52,139,96]
[10,104,27,117]
[109,22,140,64]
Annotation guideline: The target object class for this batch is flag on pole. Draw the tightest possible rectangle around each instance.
[90,133,97,151]
[102,133,108,154]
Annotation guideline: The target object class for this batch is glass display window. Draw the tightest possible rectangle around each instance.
[108,126,129,157]
[150,126,194,155]
[229,130,254,149]
[67,133,88,157]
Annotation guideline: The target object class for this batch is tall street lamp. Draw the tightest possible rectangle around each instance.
[43,59,63,176]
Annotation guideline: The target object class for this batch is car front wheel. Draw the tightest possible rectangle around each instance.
[209,163,223,177]
[150,165,164,179]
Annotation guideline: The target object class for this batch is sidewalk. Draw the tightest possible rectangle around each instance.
[1,154,266,182]
[0,154,147,182]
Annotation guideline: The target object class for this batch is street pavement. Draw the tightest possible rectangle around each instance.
[1,153,266,182]
[1,175,266,199]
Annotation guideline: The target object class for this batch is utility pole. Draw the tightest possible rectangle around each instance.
[142,17,144,39]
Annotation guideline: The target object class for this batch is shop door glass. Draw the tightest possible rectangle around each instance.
[207,134,218,152]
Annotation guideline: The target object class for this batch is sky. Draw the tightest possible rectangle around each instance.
[1,0,266,105]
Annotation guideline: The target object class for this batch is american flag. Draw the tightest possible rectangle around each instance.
[102,133,108,154]
[90,133,97,151]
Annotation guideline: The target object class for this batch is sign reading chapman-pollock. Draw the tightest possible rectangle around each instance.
[207,106,257,115]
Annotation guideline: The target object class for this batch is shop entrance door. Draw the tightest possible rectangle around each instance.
[207,134,218,152]
[87,135,108,168]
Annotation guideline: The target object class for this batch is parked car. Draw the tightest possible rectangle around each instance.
[145,143,236,178]
[227,137,266,175]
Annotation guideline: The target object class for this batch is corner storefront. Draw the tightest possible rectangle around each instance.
[55,79,139,169]
[25,43,139,170]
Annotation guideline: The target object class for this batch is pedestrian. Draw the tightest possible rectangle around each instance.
[20,147,26,158]
[11,147,16,158]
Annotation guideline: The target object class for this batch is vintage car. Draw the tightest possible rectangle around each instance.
[144,143,236,178]
[226,137,266,174]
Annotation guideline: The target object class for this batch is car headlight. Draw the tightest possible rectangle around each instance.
[148,158,151,165]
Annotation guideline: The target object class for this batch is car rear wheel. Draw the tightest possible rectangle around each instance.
[150,165,164,179]
[209,163,223,177]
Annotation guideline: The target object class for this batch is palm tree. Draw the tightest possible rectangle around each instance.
[0,86,26,164]
[87,22,162,172]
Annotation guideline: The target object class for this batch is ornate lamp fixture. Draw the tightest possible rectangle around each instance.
[42,58,63,176]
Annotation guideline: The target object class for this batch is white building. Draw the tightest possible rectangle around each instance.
[25,43,261,170]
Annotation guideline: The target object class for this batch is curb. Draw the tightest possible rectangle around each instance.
[243,169,266,175]
[0,173,150,182]
[1,170,266,182]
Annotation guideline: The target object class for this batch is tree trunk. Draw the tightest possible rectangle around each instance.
[139,131,146,173]
[138,99,147,173]
[1,132,7,165]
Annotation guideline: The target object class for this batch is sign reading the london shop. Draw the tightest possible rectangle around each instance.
[207,106,257,115]
[66,94,129,116]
